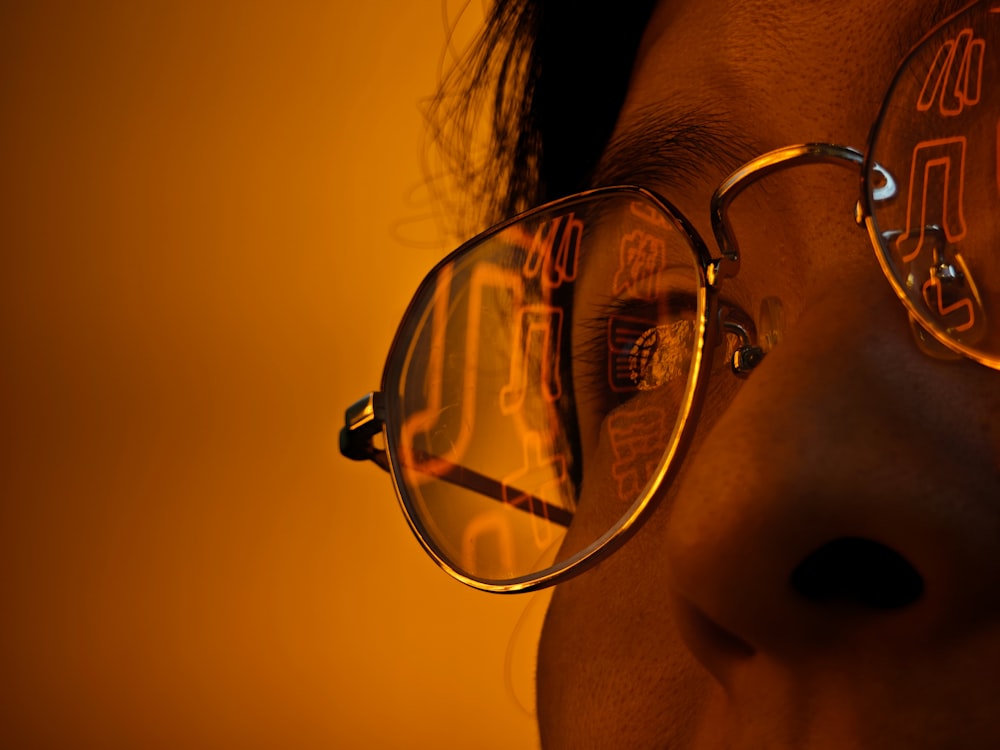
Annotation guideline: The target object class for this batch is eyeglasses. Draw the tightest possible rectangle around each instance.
[341,0,1000,593]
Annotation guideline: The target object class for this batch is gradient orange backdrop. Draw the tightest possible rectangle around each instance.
[0,2,545,747]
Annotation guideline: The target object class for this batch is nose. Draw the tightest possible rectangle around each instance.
[663,260,1000,669]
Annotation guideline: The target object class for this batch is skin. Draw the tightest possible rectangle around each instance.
[536,0,1000,747]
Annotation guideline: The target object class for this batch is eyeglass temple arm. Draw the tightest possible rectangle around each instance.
[339,393,573,528]
[709,143,866,280]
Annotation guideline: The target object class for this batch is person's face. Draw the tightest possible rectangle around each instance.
[536,1,1000,747]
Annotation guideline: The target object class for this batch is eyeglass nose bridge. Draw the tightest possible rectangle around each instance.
[708,142,868,279]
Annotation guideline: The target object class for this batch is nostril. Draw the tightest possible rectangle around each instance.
[790,537,924,609]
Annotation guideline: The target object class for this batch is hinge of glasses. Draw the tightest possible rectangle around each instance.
[339,392,389,471]
[707,256,739,287]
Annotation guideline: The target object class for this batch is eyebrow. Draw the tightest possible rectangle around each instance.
[591,1,983,194]
[589,103,761,190]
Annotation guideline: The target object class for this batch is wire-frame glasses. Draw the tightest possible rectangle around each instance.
[341,0,1000,593]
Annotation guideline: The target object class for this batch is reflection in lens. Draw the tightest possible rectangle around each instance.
[631,321,696,391]
[383,190,705,586]
[865,0,999,366]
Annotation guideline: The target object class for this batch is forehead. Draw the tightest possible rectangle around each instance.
[637,0,973,67]
[609,0,978,182]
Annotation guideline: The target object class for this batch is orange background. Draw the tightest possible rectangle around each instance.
[0,2,544,748]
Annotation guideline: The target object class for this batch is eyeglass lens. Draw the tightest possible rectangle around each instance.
[383,191,706,584]
[376,0,1000,588]
[865,0,999,365]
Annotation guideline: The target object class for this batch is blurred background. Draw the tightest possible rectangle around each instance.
[0,2,545,747]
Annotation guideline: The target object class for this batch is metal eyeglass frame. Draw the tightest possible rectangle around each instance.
[339,141,951,593]
[343,0,1000,592]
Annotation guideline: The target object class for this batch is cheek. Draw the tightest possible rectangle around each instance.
[537,509,712,749]
[559,382,689,562]
[561,350,746,560]
[537,377,744,746]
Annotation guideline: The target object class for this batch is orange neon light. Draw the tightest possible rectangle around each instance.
[608,404,669,501]
[922,275,977,331]
[400,263,525,478]
[500,429,568,548]
[916,28,985,116]
[522,213,581,288]
[895,137,968,264]
[628,198,670,227]
[612,229,669,299]
[499,305,564,414]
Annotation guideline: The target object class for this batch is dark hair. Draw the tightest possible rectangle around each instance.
[427,0,658,238]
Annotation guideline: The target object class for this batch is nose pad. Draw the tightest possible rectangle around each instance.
[909,315,963,361]
[790,537,925,610]
[716,296,787,374]
[757,295,786,354]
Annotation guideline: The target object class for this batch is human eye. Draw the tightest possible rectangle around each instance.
[571,277,761,476]
[567,281,706,506]
[574,290,700,419]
